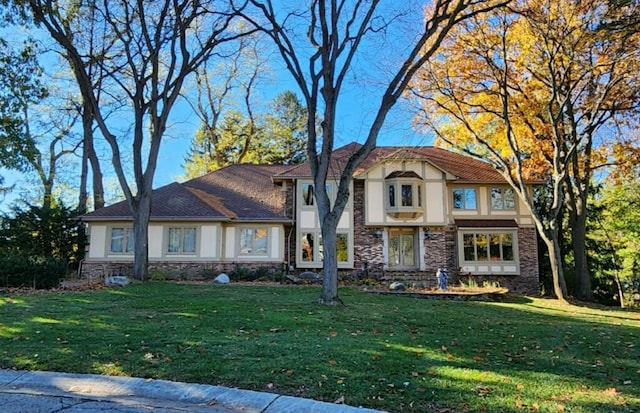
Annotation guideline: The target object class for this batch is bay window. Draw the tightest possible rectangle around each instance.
[385,171,423,219]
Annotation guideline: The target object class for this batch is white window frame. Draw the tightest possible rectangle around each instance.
[109,226,134,254]
[452,188,477,210]
[491,187,516,210]
[385,178,423,218]
[298,230,350,267]
[460,230,517,264]
[238,227,269,256]
[167,227,197,255]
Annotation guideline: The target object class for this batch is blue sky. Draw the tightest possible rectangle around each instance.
[0,4,435,211]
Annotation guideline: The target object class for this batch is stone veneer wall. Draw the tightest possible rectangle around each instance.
[81,261,285,282]
[352,180,385,273]
[454,227,539,295]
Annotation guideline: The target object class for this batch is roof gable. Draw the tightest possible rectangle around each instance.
[277,143,506,183]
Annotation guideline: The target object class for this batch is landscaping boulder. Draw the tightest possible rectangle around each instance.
[213,273,230,284]
[105,275,130,287]
[389,281,406,292]
[298,271,322,283]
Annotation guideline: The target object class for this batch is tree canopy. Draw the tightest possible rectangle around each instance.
[410,0,640,300]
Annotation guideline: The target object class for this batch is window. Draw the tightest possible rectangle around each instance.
[491,188,516,210]
[110,227,134,253]
[401,184,413,206]
[336,233,348,263]
[385,172,424,219]
[302,183,314,206]
[301,231,348,264]
[240,228,268,255]
[301,232,320,262]
[453,188,477,210]
[168,227,196,254]
[462,232,514,262]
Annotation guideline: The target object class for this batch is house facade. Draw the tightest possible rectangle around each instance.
[81,143,540,293]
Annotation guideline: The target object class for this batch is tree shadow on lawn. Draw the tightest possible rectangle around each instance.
[0,286,638,412]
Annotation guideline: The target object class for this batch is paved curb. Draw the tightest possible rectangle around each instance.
[0,369,385,412]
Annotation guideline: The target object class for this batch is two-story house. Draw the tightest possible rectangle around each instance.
[81,143,539,293]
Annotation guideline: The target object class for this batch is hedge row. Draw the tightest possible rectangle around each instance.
[0,253,66,289]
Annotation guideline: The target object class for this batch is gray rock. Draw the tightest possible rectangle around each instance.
[298,271,322,283]
[104,276,130,287]
[213,273,230,284]
[389,281,406,291]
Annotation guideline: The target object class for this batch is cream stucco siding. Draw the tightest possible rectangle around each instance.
[270,227,281,259]
[225,227,235,258]
[88,225,106,258]
[366,181,384,222]
[425,182,445,224]
[479,187,489,215]
[149,225,163,258]
[200,225,218,258]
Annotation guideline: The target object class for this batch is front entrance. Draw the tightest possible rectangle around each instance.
[388,228,418,270]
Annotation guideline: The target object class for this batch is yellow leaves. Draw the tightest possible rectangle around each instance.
[603,387,619,396]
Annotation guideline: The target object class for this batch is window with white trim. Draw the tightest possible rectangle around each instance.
[453,188,477,210]
[167,227,196,254]
[462,232,515,262]
[300,231,348,265]
[239,228,268,255]
[302,183,314,206]
[385,172,423,218]
[491,187,516,210]
[110,227,134,254]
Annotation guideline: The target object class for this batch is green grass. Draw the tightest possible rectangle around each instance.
[0,283,638,412]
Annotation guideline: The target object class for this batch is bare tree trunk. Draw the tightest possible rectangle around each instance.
[131,192,151,281]
[318,205,341,305]
[79,99,105,211]
[87,142,104,210]
[540,229,568,301]
[569,207,593,301]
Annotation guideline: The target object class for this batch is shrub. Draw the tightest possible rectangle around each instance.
[0,252,66,289]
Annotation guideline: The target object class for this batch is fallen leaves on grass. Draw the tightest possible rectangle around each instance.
[472,385,492,397]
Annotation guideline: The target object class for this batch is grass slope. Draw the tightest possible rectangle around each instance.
[0,283,638,412]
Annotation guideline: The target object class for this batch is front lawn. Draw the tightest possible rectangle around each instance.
[0,283,638,412]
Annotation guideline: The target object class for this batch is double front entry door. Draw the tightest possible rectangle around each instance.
[387,228,418,270]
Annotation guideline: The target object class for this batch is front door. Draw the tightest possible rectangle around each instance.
[388,228,417,269]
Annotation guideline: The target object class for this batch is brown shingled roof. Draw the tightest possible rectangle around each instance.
[83,164,291,222]
[276,143,507,183]
[83,143,522,221]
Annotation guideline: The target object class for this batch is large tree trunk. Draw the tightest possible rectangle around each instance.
[319,214,341,305]
[570,208,593,301]
[541,229,569,301]
[131,192,151,281]
[79,99,105,211]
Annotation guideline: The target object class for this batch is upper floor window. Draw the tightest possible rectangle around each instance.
[302,183,314,206]
[385,171,423,219]
[240,228,268,255]
[168,227,196,254]
[453,188,477,210]
[491,188,516,210]
[110,227,134,254]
